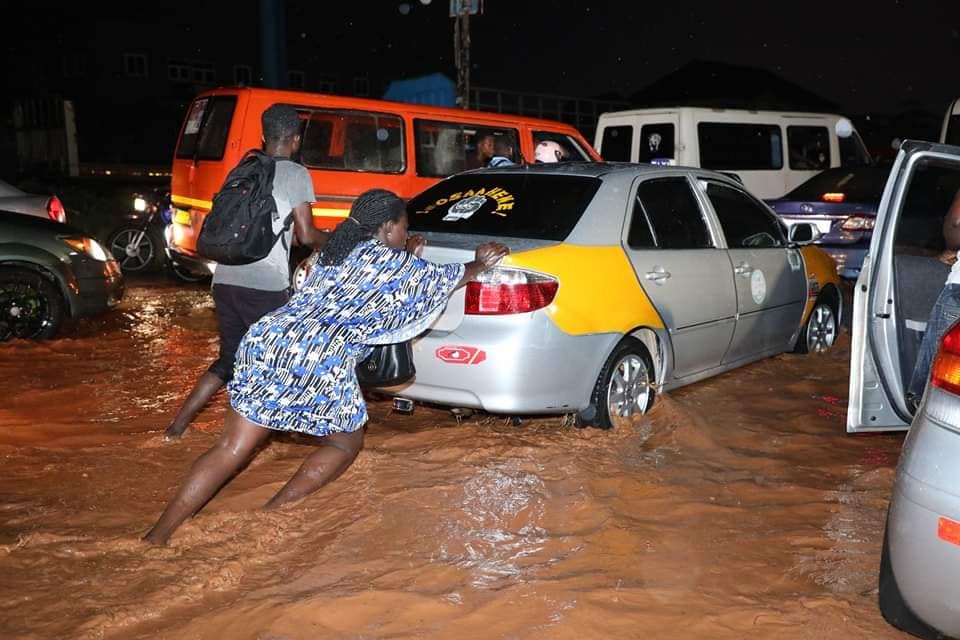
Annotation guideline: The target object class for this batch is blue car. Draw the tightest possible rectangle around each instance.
[766,167,890,279]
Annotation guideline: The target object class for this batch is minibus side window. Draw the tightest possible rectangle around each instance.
[533,131,591,161]
[787,125,830,170]
[599,125,632,162]
[176,96,237,161]
[414,120,519,177]
[292,107,404,174]
[698,123,783,171]
[637,124,675,164]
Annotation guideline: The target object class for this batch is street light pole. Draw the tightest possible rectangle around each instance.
[453,0,475,109]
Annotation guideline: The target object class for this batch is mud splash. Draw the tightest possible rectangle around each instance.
[0,280,907,639]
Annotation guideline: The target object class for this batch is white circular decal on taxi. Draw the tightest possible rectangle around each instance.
[442,195,487,221]
[751,269,767,304]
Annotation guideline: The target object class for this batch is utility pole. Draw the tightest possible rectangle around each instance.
[453,0,481,109]
[259,0,287,89]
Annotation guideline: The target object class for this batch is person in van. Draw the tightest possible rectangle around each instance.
[473,132,497,169]
[164,104,329,440]
[535,140,569,163]
[487,136,517,167]
[907,187,960,409]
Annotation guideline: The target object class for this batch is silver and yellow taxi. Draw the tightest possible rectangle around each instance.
[395,162,841,428]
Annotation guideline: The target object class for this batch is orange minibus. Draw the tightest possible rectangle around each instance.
[167,87,600,274]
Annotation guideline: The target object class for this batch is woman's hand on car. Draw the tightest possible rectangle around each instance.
[475,242,509,268]
[406,235,426,258]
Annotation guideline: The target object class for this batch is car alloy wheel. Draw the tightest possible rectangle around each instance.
[0,268,64,341]
[606,353,652,421]
[108,226,158,273]
[805,302,837,353]
[581,337,656,429]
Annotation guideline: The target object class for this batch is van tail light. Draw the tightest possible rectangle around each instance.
[840,215,875,231]
[822,192,846,203]
[47,196,66,223]
[465,267,559,315]
[931,321,960,395]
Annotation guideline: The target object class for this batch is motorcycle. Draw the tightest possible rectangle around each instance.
[107,186,207,283]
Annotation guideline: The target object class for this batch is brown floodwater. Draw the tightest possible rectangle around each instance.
[0,279,911,639]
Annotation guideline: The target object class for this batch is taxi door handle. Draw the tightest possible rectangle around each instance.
[645,266,672,285]
[734,262,753,277]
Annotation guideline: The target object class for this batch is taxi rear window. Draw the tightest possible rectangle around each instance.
[408,173,600,240]
[175,96,237,161]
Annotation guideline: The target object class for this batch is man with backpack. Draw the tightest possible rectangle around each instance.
[164,104,327,440]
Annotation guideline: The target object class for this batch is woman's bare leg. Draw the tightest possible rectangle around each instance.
[144,408,272,545]
[164,372,225,440]
[263,429,364,510]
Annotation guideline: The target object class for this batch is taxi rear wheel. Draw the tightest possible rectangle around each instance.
[580,337,655,429]
[796,299,838,354]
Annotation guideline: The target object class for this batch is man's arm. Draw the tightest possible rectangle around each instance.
[292,203,329,250]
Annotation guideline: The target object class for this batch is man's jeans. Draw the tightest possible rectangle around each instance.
[908,283,960,405]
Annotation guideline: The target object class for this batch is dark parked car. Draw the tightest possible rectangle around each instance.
[0,210,124,340]
[766,166,890,279]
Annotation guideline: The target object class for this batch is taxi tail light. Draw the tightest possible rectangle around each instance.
[930,320,960,396]
[465,267,558,315]
[840,215,875,231]
[47,196,65,223]
[822,192,846,203]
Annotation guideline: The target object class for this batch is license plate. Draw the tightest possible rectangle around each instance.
[173,209,192,225]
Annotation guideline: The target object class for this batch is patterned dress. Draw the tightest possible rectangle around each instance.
[229,240,465,436]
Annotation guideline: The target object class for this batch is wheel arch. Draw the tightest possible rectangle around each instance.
[818,282,843,327]
[625,325,671,388]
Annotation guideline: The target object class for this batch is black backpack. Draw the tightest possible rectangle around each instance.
[196,150,292,265]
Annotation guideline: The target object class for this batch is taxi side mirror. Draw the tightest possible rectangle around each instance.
[789,222,820,245]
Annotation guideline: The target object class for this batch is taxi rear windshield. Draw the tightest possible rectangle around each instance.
[407,173,600,240]
[175,96,237,161]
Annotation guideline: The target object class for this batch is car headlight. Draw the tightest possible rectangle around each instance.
[133,196,148,212]
[62,236,110,261]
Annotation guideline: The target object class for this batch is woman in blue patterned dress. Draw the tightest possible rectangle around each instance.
[144,189,508,545]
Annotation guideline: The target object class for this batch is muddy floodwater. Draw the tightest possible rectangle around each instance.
[0,279,910,639]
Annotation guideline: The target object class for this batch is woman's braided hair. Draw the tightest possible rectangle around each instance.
[319,189,406,266]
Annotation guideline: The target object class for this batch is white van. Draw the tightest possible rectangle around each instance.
[940,97,960,145]
[595,107,872,199]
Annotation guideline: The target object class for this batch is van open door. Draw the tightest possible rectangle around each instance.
[848,141,960,433]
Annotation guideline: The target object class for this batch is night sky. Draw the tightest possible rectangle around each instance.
[301,0,959,117]
[5,0,960,169]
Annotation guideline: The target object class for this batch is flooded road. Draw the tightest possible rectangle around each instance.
[0,280,909,639]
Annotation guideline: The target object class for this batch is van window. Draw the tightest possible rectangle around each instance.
[634,178,713,249]
[637,124,675,164]
[408,173,601,241]
[600,126,633,162]
[840,131,872,168]
[787,126,830,170]
[175,96,237,161]
[698,123,783,171]
[705,182,784,248]
[533,131,590,161]
[414,120,519,177]
[295,108,404,174]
